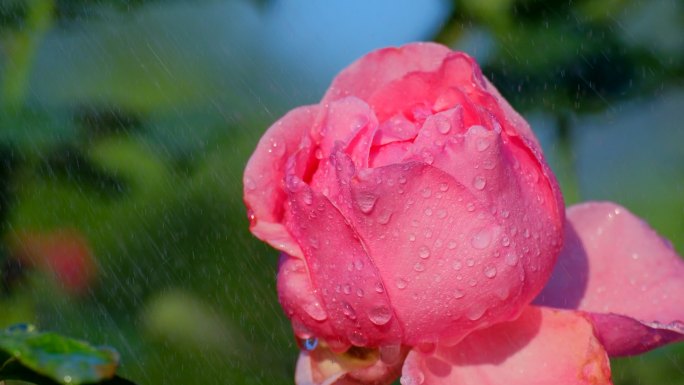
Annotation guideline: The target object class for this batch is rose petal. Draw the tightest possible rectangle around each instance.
[315,97,379,170]
[401,306,612,385]
[322,43,451,105]
[535,202,684,355]
[278,254,337,343]
[345,160,562,346]
[244,105,318,255]
[283,176,403,347]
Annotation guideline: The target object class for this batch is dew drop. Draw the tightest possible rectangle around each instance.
[471,228,492,249]
[436,117,451,134]
[247,209,257,226]
[484,265,497,278]
[408,233,416,242]
[466,202,476,212]
[416,341,436,354]
[436,209,447,219]
[473,175,487,190]
[413,262,425,272]
[502,236,511,247]
[466,258,475,267]
[374,282,385,293]
[244,177,257,191]
[466,306,486,321]
[476,137,490,152]
[400,371,425,385]
[368,305,393,325]
[314,148,324,159]
[342,302,357,319]
[354,260,364,271]
[356,288,365,297]
[343,284,352,295]
[421,188,432,198]
[439,182,449,192]
[348,330,368,346]
[505,252,519,266]
[452,260,463,270]
[303,301,328,321]
[454,288,465,298]
[356,192,378,214]
[447,240,458,250]
[395,278,408,289]
[377,209,393,225]
[398,176,407,184]
[302,337,318,351]
[418,246,431,259]
[424,208,433,217]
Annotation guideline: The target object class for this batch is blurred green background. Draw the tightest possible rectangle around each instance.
[0,0,682,384]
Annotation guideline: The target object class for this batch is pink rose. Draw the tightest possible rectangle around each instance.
[244,43,684,385]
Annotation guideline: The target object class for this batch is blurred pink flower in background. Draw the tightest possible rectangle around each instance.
[244,43,684,385]
[10,229,97,296]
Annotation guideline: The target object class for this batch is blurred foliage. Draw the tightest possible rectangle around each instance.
[0,0,682,384]
[0,324,135,384]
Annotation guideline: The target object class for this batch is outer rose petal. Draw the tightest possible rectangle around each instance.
[283,176,402,348]
[243,105,318,255]
[322,43,451,105]
[401,306,612,385]
[535,202,684,355]
[345,159,562,346]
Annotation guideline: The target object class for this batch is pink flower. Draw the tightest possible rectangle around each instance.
[243,43,684,384]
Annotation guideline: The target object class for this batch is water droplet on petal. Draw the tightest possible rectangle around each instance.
[436,117,451,134]
[447,240,458,250]
[396,278,408,289]
[476,138,490,152]
[368,305,393,325]
[247,209,257,226]
[505,252,519,266]
[484,265,497,278]
[356,192,378,214]
[421,188,432,198]
[356,288,365,297]
[454,288,465,298]
[377,209,393,225]
[473,175,486,190]
[414,262,425,272]
[502,236,511,247]
[303,301,328,321]
[439,182,449,192]
[348,330,369,346]
[418,246,431,259]
[467,306,486,321]
[244,177,257,191]
[466,258,475,267]
[342,302,357,319]
[302,337,318,351]
[452,260,463,270]
[471,228,492,249]
[374,282,385,293]
[354,260,364,270]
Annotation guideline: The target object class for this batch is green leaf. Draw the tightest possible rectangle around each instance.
[0,324,120,384]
